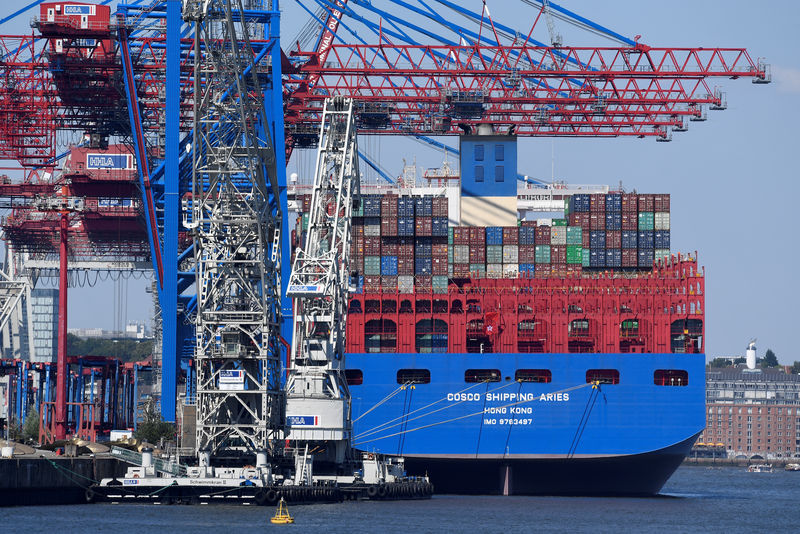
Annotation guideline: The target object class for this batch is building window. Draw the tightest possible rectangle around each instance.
[465,369,501,383]
[495,165,504,182]
[495,144,504,161]
[515,369,552,383]
[474,144,484,161]
[586,369,620,385]
[654,369,689,386]
[475,165,484,182]
[345,369,363,386]
[396,369,431,384]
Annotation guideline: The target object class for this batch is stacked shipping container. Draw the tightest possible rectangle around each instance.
[292,191,672,293]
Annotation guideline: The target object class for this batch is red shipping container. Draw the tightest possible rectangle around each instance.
[415,217,432,236]
[381,194,398,215]
[589,213,604,230]
[364,275,381,292]
[550,265,567,278]
[565,265,582,277]
[364,236,381,255]
[654,194,670,212]
[381,239,398,256]
[453,263,471,277]
[381,275,398,290]
[350,256,363,274]
[638,194,655,212]
[381,217,398,236]
[590,194,606,212]
[469,227,486,244]
[535,264,551,278]
[432,242,449,256]
[432,197,448,217]
[621,193,637,213]
[582,232,591,248]
[416,275,432,290]
[569,212,589,228]
[453,226,470,245]
[518,245,536,263]
[432,257,448,275]
[502,227,519,244]
[469,246,486,263]
[622,249,638,268]
[397,256,414,275]
[606,230,622,249]
[621,213,638,231]
[534,225,551,245]
[551,245,567,264]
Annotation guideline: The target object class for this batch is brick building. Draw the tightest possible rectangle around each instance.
[699,368,800,459]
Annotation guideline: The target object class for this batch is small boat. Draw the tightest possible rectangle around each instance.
[270,497,294,524]
[785,463,800,471]
[747,464,773,473]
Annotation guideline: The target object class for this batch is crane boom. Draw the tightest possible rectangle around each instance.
[285,96,360,465]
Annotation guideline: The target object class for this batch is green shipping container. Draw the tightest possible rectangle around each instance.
[353,201,363,217]
[638,212,654,231]
[364,256,381,275]
[447,247,454,264]
[566,245,583,264]
[470,263,486,278]
[448,226,454,245]
[302,212,310,231]
[582,248,591,267]
[432,275,449,294]
[566,226,582,245]
[487,245,503,264]
[534,245,551,264]
[552,218,567,227]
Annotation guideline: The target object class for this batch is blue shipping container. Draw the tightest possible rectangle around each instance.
[415,196,433,217]
[638,230,654,249]
[432,217,449,237]
[363,196,381,217]
[654,230,670,249]
[638,248,654,267]
[570,194,590,212]
[589,248,606,268]
[415,256,432,275]
[605,193,622,212]
[590,230,606,249]
[605,212,622,231]
[415,237,432,256]
[398,197,415,217]
[621,230,638,249]
[519,263,536,276]
[398,217,415,236]
[519,226,536,245]
[381,256,398,276]
[605,248,622,267]
[486,227,503,245]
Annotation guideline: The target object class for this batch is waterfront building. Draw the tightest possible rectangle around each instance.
[699,368,800,459]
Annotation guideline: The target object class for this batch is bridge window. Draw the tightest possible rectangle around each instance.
[397,369,431,384]
[450,299,464,314]
[515,369,551,383]
[345,369,363,386]
[568,318,594,353]
[475,165,484,182]
[620,319,639,337]
[365,319,397,353]
[654,369,688,386]
[670,319,703,354]
[474,144,484,161]
[568,319,590,336]
[416,319,448,353]
[465,369,501,383]
[586,369,620,385]
[517,319,546,353]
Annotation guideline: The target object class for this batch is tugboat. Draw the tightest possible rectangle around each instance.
[746,464,773,473]
[784,463,800,472]
[270,498,294,524]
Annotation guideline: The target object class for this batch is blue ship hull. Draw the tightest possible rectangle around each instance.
[347,352,705,495]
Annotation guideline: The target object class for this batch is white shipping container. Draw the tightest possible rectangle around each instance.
[550,226,567,245]
[654,212,670,230]
[654,249,670,262]
[503,245,519,263]
[453,244,470,263]
[364,224,381,236]
[487,264,503,279]
[503,264,519,278]
[398,275,415,293]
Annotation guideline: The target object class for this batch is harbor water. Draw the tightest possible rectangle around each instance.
[2,465,797,533]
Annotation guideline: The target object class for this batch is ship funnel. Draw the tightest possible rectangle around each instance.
[746,340,757,370]
[141,447,154,468]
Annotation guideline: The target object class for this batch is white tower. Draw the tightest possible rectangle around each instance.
[746,340,757,370]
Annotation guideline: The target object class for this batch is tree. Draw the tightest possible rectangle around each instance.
[22,406,39,444]
[707,357,732,368]
[791,361,800,375]
[762,349,779,369]
[134,400,175,445]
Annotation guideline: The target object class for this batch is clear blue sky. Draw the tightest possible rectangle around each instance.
[2,1,797,362]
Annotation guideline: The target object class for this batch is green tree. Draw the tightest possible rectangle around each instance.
[762,349,779,368]
[134,400,175,445]
[707,357,732,368]
[22,406,39,444]
[67,333,153,363]
[733,357,746,365]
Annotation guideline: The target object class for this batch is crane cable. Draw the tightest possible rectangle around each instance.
[354,381,592,447]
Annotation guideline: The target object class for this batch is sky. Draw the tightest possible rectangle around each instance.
[1,1,798,362]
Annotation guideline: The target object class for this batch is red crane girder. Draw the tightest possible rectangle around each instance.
[284,43,768,138]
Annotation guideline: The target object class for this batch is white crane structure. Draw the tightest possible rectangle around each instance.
[285,96,360,466]
[185,0,285,458]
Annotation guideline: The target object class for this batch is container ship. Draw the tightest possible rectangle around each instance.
[289,137,705,496]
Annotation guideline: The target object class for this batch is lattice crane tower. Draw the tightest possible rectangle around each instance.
[184,0,284,457]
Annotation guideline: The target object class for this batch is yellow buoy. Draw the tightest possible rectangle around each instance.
[270,497,294,524]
